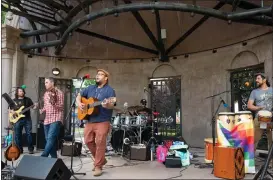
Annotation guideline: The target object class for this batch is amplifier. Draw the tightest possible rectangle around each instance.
[129,144,150,161]
[165,156,182,168]
[61,142,82,157]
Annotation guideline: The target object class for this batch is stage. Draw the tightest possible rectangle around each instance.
[2,146,271,179]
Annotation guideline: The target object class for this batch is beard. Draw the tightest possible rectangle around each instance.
[96,81,101,86]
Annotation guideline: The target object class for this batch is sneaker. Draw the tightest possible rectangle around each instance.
[29,150,34,154]
[93,168,102,176]
[92,159,107,171]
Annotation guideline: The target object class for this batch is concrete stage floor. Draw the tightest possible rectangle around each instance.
[2,146,272,179]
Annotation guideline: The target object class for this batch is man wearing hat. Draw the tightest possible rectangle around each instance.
[76,69,116,176]
[247,73,272,153]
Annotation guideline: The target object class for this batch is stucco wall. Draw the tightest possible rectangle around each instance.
[22,33,272,147]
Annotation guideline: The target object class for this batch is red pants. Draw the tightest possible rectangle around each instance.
[84,121,110,169]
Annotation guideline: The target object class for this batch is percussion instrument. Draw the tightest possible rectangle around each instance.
[112,115,121,128]
[111,129,138,152]
[234,111,253,125]
[214,146,245,180]
[217,112,235,131]
[258,110,272,123]
[204,138,218,163]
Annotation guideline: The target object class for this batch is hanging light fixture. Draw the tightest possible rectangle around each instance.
[52,68,60,76]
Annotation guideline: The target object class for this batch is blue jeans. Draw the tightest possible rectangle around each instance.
[14,117,33,152]
[41,121,61,158]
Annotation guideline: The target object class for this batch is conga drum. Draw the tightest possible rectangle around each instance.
[234,111,253,125]
[217,112,235,131]
[258,110,272,129]
[204,138,218,163]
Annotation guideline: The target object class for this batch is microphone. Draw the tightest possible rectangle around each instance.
[144,87,146,93]
[220,97,229,108]
[81,74,90,80]
[12,85,26,89]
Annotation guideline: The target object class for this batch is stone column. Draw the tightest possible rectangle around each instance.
[1,25,21,136]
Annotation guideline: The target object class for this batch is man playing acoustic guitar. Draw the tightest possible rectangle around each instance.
[9,87,37,154]
[76,69,116,177]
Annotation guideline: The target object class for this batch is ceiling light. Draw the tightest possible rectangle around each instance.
[52,68,60,76]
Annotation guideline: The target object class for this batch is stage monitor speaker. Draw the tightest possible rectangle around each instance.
[14,155,71,180]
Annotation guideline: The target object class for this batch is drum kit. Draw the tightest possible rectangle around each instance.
[110,104,158,156]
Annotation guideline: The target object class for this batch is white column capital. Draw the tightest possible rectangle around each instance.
[1,25,21,51]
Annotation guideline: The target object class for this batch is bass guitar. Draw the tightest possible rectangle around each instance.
[9,102,38,124]
[77,97,116,120]
[4,126,21,161]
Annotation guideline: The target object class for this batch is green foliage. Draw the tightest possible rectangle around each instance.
[84,79,96,87]
[1,11,7,24]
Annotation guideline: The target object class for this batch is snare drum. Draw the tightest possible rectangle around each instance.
[258,110,272,123]
[112,116,121,128]
[235,111,253,125]
[217,112,235,131]
[124,116,131,126]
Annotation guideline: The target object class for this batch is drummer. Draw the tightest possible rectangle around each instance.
[247,72,273,152]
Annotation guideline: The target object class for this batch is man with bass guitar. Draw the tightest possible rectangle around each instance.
[9,87,37,154]
[76,69,116,177]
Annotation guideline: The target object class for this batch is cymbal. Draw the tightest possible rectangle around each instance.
[127,105,143,111]
[137,107,152,114]
[113,107,125,114]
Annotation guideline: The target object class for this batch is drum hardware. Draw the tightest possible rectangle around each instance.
[123,138,131,145]
[146,114,159,161]
[253,123,273,180]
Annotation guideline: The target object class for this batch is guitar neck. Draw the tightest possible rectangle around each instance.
[20,104,34,114]
[89,101,103,107]
[12,128,15,146]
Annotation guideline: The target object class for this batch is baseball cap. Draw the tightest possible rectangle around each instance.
[255,72,267,79]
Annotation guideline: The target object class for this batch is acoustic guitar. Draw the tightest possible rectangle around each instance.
[4,126,21,161]
[9,103,38,124]
[78,97,116,120]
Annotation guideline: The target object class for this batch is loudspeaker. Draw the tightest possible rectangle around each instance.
[14,155,71,180]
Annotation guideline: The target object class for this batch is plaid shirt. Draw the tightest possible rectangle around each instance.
[41,88,64,125]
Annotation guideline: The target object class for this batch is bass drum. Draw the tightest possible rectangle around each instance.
[111,129,138,152]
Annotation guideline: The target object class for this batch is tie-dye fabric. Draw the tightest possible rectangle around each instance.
[217,119,255,174]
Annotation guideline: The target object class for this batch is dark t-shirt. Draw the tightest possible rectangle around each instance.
[11,97,34,119]
[80,84,116,123]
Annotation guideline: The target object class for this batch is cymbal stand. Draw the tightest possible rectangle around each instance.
[253,141,273,180]
[147,117,158,161]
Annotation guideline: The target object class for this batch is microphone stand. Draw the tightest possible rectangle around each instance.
[206,96,225,172]
[65,78,86,179]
